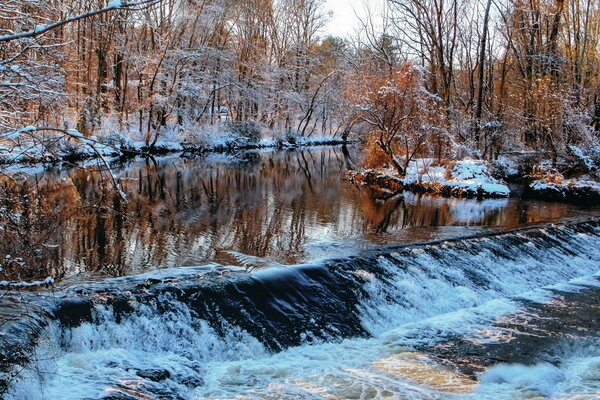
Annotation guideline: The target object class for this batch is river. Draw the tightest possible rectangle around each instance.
[2,146,600,399]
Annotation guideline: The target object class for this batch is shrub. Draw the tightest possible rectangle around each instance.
[226,120,262,144]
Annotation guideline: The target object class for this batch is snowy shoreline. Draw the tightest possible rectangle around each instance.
[349,158,512,200]
[524,177,600,203]
[0,135,354,168]
[3,136,599,205]
[349,157,600,203]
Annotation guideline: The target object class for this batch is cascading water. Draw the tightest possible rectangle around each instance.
[5,219,600,399]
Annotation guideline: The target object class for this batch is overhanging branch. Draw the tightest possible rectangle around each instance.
[0,0,161,43]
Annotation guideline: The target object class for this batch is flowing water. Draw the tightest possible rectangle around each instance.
[1,146,600,399]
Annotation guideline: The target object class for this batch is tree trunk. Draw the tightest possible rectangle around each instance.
[473,0,493,149]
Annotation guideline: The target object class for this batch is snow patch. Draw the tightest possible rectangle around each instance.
[531,175,600,196]
[402,158,510,198]
[107,0,123,8]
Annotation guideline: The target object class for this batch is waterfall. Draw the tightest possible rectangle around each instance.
[5,219,600,399]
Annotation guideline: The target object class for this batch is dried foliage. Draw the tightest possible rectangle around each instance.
[354,63,444,175]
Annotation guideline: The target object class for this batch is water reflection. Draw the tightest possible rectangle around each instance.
[0,146,597,282]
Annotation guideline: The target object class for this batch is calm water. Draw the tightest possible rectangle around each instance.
[0,146,598,283]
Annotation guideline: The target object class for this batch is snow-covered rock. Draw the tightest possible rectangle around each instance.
[449,159,511,197]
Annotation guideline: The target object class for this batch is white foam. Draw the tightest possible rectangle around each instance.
[7,225,600,399]
[473,341,600,400]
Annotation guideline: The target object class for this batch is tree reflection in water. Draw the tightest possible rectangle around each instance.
[0,147,594,283]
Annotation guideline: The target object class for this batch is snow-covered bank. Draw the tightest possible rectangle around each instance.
[350,158,511,199]
[405,158,511,197]
[527,175,600,203]
[0,128,351,166]
[491,149,600,203]
[353,153,600,203]
[0,133,117,164]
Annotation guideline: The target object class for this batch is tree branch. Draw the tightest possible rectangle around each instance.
[0,0,161,43]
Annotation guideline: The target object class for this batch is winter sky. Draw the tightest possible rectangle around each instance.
[324,0,385,38]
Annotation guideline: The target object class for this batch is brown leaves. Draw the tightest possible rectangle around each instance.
[355,63,443,174]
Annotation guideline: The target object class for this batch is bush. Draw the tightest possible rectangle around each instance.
[226,120,262,144]
[363,135,392,169]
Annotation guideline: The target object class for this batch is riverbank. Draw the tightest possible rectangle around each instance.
[348,158,511,200]
[3,130,599,205]
[349,155,600,204]
[0,130,352,166]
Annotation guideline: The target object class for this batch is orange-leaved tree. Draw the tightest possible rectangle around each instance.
[355,63,443,176]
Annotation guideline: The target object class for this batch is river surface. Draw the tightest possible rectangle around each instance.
[0,146,597,283]
[2,146,600,399]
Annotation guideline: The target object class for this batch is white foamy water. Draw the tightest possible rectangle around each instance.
[7,223,600,399]
[473,340,600,400]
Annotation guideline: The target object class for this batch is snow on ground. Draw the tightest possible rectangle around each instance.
[131,140,184,152]
[403,158,445,186]
[449,159,511,196]
[281,135,347,146]
[531,175,600,195]
[0,276,54,288]
[0,132,118,164]
[0,124,349,166]
[494,156,519,175]
[527,159,600,200]
[569,144,598,172]
[403,158,510,198]
[350,158,510,199]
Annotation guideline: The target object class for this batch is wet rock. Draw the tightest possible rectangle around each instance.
[179,375,205,387]
[99,391,140,400]
[109,295,135,323]
[135,368,171,382]
[53,298,93,327]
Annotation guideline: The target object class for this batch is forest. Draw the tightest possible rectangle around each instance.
[1,0,598,168]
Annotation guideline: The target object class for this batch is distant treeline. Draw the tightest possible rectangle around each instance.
[1,0,599,164]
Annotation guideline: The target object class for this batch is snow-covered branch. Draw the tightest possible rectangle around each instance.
[0,0,161,43]
[0,126,127,201]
